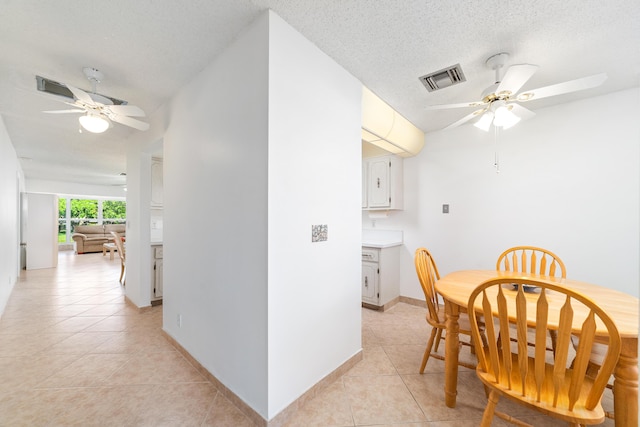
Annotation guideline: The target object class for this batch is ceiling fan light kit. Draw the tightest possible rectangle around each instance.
[428,52,607,132]
[42,67,150,133]
[79,112,110,133]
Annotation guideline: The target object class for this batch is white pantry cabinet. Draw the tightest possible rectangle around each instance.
[362,155,403,210]
[151,244,163,302]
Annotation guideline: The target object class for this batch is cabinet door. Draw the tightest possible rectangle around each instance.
[154,259,164,298]
[362,261,378,304]
[368,158,390,208]
[362,161,368,208]
[151,160,163,207]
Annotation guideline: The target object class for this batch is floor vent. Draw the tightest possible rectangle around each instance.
[419,64,466,92]
[36,75,127,105]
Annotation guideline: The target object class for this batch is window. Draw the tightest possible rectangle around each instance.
[58,197,126,244]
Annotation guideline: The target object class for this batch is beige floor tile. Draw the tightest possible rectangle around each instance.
[104,350,206,385]
[0,332,71,357]
[131,382,218,426]
[38,353,131,388]
[383,344,428,375]
[43,331,119,354]
[91,329,176,354]
[345,346,398,376]
[343,375,426,425]
[202,392,257,427]
[401,372,487,422]
[281,381,354,427]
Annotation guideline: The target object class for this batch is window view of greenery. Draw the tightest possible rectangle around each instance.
[58,198,126,243]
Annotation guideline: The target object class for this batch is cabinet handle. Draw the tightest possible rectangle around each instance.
[377,177,380,188]
[364,276,368,287]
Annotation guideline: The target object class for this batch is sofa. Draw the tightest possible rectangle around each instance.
[72,224,126,254]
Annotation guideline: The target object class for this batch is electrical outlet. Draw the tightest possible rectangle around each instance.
[442,204,449,214]
[177,314,182,328]
[312,224,328,242]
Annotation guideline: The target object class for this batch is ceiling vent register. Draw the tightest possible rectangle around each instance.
[419,64,466,92]
[36,75,127,106]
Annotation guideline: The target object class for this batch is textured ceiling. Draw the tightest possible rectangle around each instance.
[1,0,638,186]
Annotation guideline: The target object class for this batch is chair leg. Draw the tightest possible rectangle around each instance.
[420,328,439,374]
[119,263,125,283]
[433,327,444,352]
[480,389,499,427]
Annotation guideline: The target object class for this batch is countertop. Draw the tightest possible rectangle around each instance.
[362,229,403,248]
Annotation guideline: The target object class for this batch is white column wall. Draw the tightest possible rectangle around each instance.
[370,88,640,299]
[161,10,362,420]
[266,11,362,418]
[161,12,270,416]
[0,115,23,315]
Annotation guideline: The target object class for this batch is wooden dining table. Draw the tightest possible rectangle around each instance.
[435,270,639,427]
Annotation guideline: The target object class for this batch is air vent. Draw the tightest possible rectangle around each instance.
[419,64,466,92]
[36,75,127,105]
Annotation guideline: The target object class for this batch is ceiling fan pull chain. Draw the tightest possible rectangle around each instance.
[494,126,500,174]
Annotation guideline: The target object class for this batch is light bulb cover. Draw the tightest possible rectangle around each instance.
[473,111,494,132]
[79,113,109,133]
[493,104,521,129]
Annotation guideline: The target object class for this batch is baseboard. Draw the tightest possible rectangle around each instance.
[399,295,426,308]
[124,295,154,313]
[362,296,400,312]
[161,330,363,426]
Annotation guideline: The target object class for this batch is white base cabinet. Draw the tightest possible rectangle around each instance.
[151,245,163,301]
[361,245,400,309]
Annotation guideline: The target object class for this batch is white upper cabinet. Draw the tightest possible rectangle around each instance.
[363,155,403,210]
[151,158,163,208]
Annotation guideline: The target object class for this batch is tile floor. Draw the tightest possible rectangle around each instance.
[0,251,614,426]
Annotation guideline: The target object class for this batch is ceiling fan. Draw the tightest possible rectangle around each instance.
[44,67,149,133]
[429,53,607,131]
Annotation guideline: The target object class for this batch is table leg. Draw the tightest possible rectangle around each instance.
[110,247,115,260]
[443,300,460,408]
[613,337,638,427]
[102,246,107,256]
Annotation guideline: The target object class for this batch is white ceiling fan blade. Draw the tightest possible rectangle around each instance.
[509,103,536,121]
[66,85,96,106]
[109,114,150,131]
[516,73,607,102]
[107,104,146,117]
[443,109,485,130]
[43,109,85,114]
[427,100,485,110]
[496,64,538,96]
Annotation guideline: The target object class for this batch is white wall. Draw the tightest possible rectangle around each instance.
[0,115,23,315]
[162,10,362,421]
[368,88,640,299]
[162,11,271,417]
[266,11,362,418]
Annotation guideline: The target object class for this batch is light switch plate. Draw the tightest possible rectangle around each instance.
[312,225,328,242]
[442,204,449,214]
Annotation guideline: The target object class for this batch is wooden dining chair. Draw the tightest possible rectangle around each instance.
[414,247,483,373]
[497,246,566,355]
[110,231,126,285]
[467,277,621,427]
[496,245,566,278]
